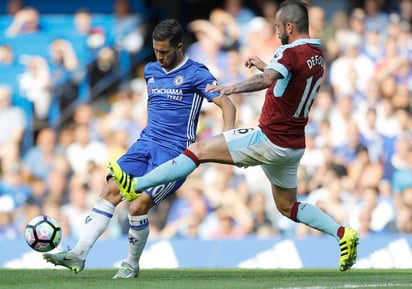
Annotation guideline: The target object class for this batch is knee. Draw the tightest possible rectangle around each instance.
[129,193,154,216]
[272,186,298,221]
[276,202,294,219]
[275,201,300,221]
[100,179,123,205]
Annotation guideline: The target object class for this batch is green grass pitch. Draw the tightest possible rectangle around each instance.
[0,268,411,289]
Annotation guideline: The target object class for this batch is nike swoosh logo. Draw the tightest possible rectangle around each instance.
[63,257,72,261]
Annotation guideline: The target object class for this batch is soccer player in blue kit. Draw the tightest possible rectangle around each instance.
[110,0,359,272]
[44,19,236,278]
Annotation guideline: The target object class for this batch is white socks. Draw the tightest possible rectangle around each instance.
[126,214,149,266]
[69,198,149,266]
[71,197,115,259]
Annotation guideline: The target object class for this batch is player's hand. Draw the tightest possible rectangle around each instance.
[245,56,267,71]
[206,83,234,96]
[205,83,218,92]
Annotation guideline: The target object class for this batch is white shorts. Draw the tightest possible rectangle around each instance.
[223,127,304,188]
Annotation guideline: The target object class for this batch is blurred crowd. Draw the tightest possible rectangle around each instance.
[0,0,412,242]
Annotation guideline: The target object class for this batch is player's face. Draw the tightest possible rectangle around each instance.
[275,22,289,45]
[275,12,289,45]
[153,39,183,70]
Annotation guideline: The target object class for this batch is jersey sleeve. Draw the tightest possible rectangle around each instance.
[143,61,152,80]
[191,64,220,102]
[265,46,293,78]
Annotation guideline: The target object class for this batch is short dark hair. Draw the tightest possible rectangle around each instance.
[152,19,183,48]
[278,0,309,34]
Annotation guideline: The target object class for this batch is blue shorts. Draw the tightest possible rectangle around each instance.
[115,139,185,204]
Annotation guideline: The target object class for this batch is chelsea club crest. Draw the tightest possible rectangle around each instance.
[174,75,184,86]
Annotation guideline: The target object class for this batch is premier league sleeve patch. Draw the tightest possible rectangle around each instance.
[273,50,283,61]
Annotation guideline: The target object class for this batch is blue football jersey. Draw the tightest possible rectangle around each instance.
[140,57,219,153]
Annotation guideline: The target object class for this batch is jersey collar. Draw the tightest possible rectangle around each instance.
[162,56,189,74]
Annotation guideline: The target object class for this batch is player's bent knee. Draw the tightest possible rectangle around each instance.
[100,180,123,205]
[272,185,298,220]
[129,193,154,215]
[276,205,292,219]
[275,202,297,220]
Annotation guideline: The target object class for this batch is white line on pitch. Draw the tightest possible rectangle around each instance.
[275,284,411,289]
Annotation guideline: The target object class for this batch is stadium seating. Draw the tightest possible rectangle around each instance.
[0,4,148,154]
[0,0,146,14]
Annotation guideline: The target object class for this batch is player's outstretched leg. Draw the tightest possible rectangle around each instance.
[108,161,140,201]
[43,250,85,273]
[339,227,359,271]
[113,261,140,279]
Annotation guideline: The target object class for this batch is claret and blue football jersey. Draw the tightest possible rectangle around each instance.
[260,39,324,149]
[140,56,219,153]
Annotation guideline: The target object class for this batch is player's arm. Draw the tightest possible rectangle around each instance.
[196,65,237,131]
[211,94,236,131]
[206,54,283,96]
[206,68,281,96]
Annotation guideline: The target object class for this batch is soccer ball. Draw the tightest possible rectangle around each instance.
[24,215,62,252]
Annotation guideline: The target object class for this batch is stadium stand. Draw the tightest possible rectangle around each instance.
[0,1,151,154]
[1,1,411,262]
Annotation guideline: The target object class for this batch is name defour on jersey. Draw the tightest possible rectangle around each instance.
[306,55,324,69]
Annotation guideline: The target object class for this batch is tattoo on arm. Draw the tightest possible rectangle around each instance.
[232,70,279,93]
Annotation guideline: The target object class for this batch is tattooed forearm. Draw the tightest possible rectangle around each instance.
[234,73,268,93]
[232,72,275,94]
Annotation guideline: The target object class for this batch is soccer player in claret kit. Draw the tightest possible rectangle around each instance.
[110,0,359,271]
[44,19,236,278]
